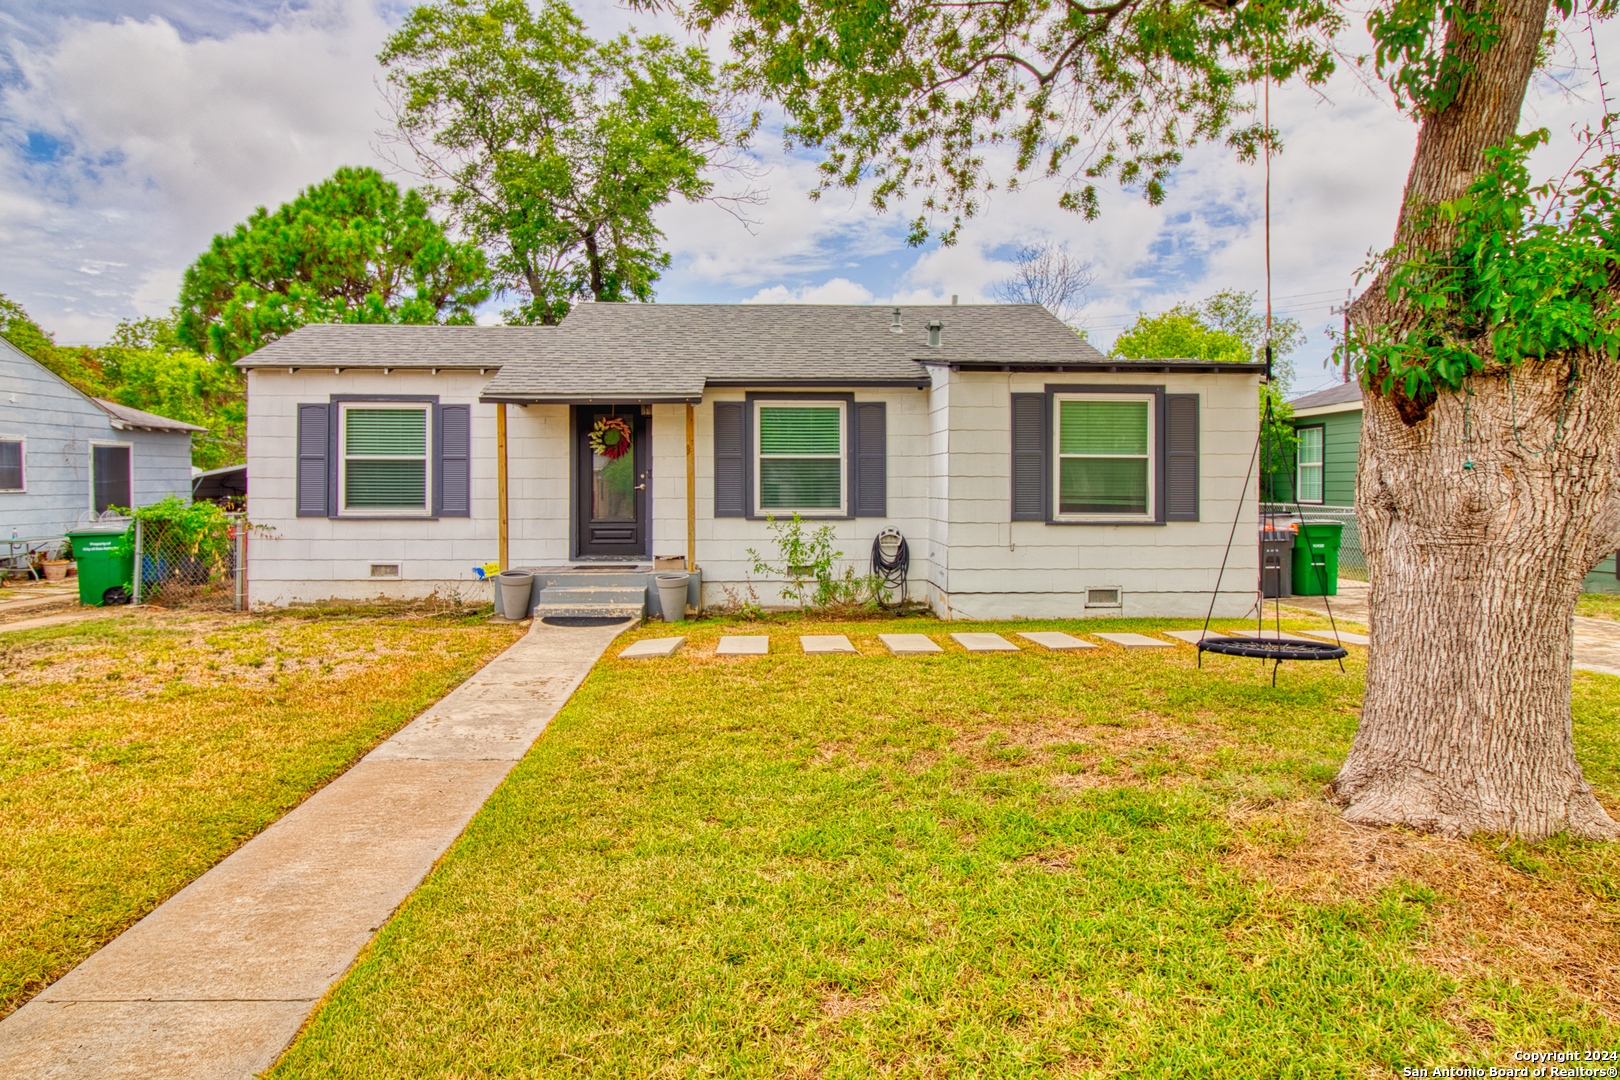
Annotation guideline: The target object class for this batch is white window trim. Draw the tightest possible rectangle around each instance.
[88,440,133,512]
[338,402,433,518]
[0,435,24,493]
[753,399,848,517]
[1052,392,1156,523]
[1295,424,1325,505]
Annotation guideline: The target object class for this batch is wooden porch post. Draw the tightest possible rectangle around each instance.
[686,403,696,572]
[496,403,509,571]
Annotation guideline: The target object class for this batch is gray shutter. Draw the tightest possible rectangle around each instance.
[1165,393,1199,522]
[1010,393,1046,521]
[296,403,329,518]
[437,404,471,517]
[853,402,886,517]
[713,401,746,517]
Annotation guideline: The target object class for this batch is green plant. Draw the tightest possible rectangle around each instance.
[112,496,238,577]
[746,515,880,612]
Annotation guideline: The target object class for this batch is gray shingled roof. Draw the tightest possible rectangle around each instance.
[234,324,543,370]
[234,305,1260,402]
[1289,382,1363,411]
[482,303,1117,401]
[93,398,205,433]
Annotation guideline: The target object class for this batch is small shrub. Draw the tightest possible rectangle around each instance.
[746,515,882,613]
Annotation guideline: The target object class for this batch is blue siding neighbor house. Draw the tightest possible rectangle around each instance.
[0,337,200,540]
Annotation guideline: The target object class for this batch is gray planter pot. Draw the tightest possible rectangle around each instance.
[655,572,690,622]
[497,569,535,619]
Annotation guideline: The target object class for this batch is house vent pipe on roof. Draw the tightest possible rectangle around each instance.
[927,321,943,348]
[951,294,958,305]
[890,308,903,333]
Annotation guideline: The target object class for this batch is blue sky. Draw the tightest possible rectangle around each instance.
[0,0,1613,397]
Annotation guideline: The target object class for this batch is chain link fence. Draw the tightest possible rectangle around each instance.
[132,513,247,610]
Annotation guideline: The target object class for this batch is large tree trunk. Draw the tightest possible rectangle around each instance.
[1335,0,1620,839]
[1337,358,1620,839]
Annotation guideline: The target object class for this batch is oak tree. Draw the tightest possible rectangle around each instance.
[380,0,753,324]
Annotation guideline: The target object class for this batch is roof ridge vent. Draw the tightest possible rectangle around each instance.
[927,320,943,348]
[890,307,903,334]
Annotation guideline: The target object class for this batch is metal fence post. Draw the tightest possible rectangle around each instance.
[234,517,246,612]
[131,518,143,606]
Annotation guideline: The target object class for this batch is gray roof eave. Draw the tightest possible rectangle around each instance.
[933,359,1268,374]
[480,392,703,405]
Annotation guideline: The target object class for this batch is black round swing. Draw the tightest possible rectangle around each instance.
[1194,380,1349,684]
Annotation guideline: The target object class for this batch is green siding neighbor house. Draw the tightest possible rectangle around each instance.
[1288,383,1362,507]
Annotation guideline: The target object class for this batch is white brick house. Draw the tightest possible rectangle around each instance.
[239,304,1262,619]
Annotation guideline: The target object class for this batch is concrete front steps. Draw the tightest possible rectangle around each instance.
[496,565,701,622]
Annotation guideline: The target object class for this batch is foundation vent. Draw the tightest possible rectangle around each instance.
[370,563,401,578]
[1085,587,1122,608]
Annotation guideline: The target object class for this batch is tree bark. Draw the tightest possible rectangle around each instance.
[1339,358,1620,839]
[1336,0,1620,839]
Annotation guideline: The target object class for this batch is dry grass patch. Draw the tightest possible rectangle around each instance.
[0,605,521,1017]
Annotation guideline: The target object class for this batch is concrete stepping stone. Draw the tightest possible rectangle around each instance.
[879,633,943,655]
[716,635,769,655]
[1095,633,1174,649]
[1298,628,1370,646]
[1016,632,1097,650]
[619,637,685,659]
[951,632,1020,652]
[1163,630,1226,644]
[800,634,857,654]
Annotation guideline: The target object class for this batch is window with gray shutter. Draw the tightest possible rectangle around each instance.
[1164,393,1199,521]
[713,401,746,517]
[437,404,471,517]
[853,402,886,517]
[1010,393,1045,521]
[297,404,329,517]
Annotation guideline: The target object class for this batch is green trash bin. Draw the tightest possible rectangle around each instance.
[66,527,133,606]
[1291,520,1344,596]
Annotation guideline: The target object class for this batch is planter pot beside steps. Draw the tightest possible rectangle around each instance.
[496,569,535,620]
[656,572,690,622]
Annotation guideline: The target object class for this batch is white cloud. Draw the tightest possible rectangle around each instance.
[0,0,392,342]
[742,277,875,304]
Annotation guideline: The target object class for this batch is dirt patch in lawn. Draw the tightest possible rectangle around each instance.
[1228,799,1620,1023]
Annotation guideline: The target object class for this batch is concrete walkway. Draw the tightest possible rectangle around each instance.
[0,617,630,1080]
[1282,578,1620,676]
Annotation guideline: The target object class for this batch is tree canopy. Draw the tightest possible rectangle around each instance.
[1,296,245,470]
[176,165,490,361]
[667,0,1339,242]
[380,0,750,324]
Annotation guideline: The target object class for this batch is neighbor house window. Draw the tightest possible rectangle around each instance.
[1053,394,1154,519]
[340,404,430,515]
[1296,425,1324,504]
[0,439,22,492]
[90,444,131,513]
[755,401,846,515]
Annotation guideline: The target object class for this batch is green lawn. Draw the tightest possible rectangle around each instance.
[270,615,1620,1078]
[0,606,522,1018]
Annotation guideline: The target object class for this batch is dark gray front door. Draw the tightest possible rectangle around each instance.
[575,407,649,558]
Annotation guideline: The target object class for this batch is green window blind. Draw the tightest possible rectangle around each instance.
[344,407,428,510]
[346,409,427,456]
[1057,399,1150,516]
[758,405,842,511]
[1059,400,1148,455]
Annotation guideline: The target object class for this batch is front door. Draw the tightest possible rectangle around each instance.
[575,406,649,559]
